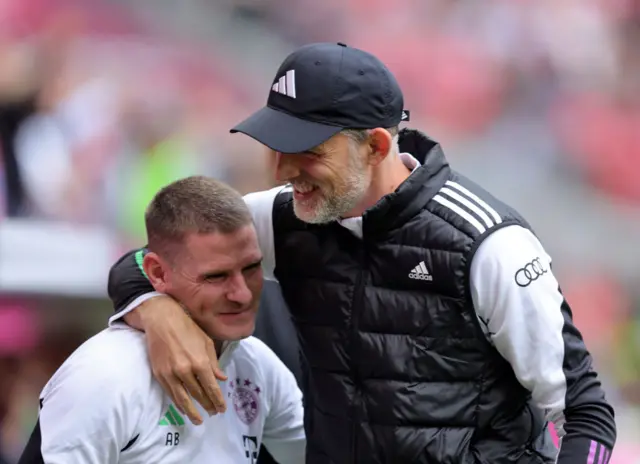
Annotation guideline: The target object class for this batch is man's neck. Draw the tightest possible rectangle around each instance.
[343,154,413,218]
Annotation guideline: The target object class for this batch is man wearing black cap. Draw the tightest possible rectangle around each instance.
[105,43,616,463]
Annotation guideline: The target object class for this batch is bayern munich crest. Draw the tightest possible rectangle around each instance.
[229,377,261,425]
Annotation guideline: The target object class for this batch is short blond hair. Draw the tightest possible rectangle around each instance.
[145,176,252,258]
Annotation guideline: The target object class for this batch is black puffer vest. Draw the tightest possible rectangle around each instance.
[272,129,558,463]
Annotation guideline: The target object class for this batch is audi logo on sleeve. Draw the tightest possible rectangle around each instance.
[514,257,547,287]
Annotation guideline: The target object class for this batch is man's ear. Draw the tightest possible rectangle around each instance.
[143,251,169,294]
[367,128,393,166]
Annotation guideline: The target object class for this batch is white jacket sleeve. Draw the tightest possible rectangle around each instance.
[469,225,568,420]
[244,186,288,282]
[469,225,616,460]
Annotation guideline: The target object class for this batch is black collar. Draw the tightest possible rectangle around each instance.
[362,129,451,239]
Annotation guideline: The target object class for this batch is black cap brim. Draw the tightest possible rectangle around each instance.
[230,106,343,154]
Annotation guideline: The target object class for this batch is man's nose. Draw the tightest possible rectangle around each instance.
[274,152,301,182]
[226,274,253,305]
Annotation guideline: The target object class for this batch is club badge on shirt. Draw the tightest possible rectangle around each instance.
[229,378,261,425]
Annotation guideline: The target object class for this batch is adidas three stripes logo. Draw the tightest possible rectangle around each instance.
[432,180,502,234]
[159,404,185,426]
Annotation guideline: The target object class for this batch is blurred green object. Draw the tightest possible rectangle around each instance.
[118,136,201,242]
[613,308,640,402]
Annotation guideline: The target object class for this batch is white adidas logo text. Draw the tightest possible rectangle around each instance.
[409,261,433,281]
[271,69,296,99]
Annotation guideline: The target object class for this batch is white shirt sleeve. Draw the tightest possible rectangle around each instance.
[38,342,142,463]
[244,186,288,282]
[469,225,568,424]
[259,343,306,463]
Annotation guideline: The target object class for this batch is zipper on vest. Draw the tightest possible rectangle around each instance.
[349,246,367,462]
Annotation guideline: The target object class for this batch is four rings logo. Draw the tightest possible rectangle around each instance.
[514,257,547,287]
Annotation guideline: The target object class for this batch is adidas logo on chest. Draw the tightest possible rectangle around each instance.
[409,261,433,281]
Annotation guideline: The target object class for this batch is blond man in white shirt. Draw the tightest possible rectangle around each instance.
[18,176,305,464]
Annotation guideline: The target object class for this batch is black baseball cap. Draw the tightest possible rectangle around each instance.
[230,42,408,154]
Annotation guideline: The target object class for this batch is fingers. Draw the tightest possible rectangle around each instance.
[205,339,228,410]
[178,367,218,416]
[192,364,226,414]
[214,367,228,381]
[143,305,227,420]
[156,374,203,425]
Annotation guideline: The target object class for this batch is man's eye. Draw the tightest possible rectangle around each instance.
[243,263,261,274]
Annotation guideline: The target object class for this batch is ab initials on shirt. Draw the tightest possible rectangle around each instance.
[165,432,180,447]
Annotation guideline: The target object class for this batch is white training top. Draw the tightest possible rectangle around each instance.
[37,324,305,464]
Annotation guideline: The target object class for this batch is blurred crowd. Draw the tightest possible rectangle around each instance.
[0,0,639,462]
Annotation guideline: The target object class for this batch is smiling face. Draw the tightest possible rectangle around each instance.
[273,132,373,224]
[143,176,261,341]
[157,225,263,341]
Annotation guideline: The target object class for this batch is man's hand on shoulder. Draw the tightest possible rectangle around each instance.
[130,295,229,425]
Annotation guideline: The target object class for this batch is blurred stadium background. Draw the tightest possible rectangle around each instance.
[0,0,639,462]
